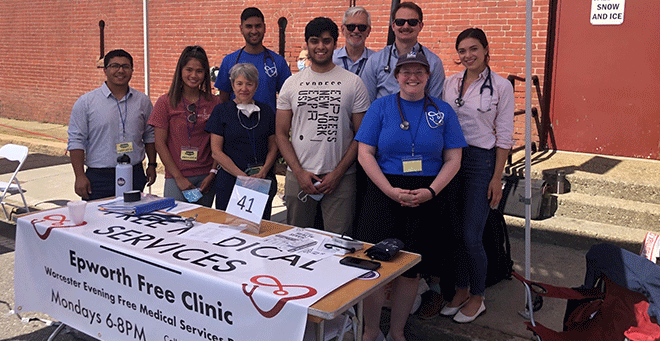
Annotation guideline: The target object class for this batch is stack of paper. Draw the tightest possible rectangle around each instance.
[98,194,175,215]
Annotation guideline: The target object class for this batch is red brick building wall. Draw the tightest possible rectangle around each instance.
[0,0,550,148]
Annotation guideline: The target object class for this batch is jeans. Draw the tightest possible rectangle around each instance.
[446,146,496,296]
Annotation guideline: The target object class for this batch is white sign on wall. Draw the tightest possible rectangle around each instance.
[591,0,625,25]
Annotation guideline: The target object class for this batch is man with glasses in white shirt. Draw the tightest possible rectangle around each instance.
[68,49,157,200]
[360,1,445,101]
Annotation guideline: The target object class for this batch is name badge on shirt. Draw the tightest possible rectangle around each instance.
[402,155,423,173]
[180,146,199,161]
[116,142,134,154]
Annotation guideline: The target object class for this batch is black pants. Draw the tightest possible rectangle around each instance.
[85,163,147,201]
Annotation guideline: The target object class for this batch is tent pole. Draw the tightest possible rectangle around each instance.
[143,0,150,97]
[523,0,534,317]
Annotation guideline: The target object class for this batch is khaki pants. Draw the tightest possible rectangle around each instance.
[284,171,356,236]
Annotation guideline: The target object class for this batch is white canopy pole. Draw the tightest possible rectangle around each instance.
[143,0,150,97]
[524,0,533,282]
[518,0,535,321]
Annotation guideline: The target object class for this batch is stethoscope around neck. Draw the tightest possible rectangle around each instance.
[384,43,425,73]
[454,66,493,108]
[396,92,444,130]
[235,46,277,78]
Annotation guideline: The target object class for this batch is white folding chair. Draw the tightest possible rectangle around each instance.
[0,144,29,220]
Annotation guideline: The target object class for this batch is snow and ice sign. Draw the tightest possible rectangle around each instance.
[591,0,625,25]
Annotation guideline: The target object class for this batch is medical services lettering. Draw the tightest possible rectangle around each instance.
[590,0,625,25]
[91,224,319,272]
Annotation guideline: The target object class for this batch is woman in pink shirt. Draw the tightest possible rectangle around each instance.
[440,28,515,323]
[148,46,222,206]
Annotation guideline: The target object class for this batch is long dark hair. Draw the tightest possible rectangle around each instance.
[455,28,490,65]
[167,45,212,109]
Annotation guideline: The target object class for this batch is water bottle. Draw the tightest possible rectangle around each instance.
[115,154,133,198]
[556,170,565,194]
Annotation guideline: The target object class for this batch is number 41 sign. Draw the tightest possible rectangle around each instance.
[226,176,271,225]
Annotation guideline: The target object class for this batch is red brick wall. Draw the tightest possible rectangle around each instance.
[0,0,550,148]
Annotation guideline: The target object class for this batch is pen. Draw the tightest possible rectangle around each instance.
[288,241,317,253]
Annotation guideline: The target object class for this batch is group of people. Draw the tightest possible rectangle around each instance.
[67,3,514,341]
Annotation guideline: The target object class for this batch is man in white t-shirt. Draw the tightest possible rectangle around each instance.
[276,17,370,235]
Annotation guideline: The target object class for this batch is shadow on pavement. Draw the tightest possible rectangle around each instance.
[0,153,70,175]
[0,323,98,341]
[0,219,15,255]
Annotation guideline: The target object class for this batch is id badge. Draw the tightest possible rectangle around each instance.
[402,155,423,173]
[116,142,134,154]
[180,146,199,161]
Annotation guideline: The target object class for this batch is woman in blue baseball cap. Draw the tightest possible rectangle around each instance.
[354,50,467,341]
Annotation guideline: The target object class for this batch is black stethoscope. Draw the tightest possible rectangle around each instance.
[454,66,493,108]
[235,47,277,78]
[384,43,426,73]
[396,93,444,130]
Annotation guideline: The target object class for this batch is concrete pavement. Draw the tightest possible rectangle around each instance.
[0,116,658,340]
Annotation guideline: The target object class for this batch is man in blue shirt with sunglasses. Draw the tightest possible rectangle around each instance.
[360,2,445,101]
[332,6,374,76]
[215,7,291,111]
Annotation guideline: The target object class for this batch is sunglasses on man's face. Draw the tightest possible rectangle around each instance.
[186,103,197,123]
[345,24,369,32]
[393,18,420,27]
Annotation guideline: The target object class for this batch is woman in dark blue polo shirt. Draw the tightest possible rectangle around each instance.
[205,63,278,219]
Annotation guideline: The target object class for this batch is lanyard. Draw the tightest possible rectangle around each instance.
[114,96,128,139]
[396,93,426,155]
[342,57,366,76]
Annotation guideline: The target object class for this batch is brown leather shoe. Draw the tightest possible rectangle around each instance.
[417,290,446,319]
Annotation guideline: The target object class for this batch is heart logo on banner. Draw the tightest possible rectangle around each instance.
[31,214,86,240]
[242,275,318,318]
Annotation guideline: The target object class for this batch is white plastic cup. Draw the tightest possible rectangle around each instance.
[67,200,87,225]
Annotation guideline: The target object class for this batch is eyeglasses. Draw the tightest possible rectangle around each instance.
[344,24,369,32]
[393,18,420,27]
[399,70,427,78]
[186,103,197,123]
[105,63,133,71]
